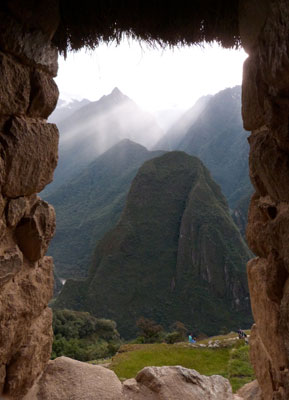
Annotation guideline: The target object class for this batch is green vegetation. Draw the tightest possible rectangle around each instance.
[228,342,255,392]
[110,344,230,380]
[110,340,254,392]
[156,86,252,211]
[52,309,121,361]
[177,86,252,210]
[55,151,252,338]
[44,139,163,279]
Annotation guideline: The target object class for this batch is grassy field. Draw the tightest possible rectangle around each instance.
[110,338,254,392]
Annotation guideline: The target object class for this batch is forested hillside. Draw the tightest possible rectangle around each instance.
[55,152,252,338]
[45,140,164,279]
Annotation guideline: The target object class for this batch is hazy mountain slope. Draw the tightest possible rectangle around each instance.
[48,98,91,125]
[232,192,252,237]
[176,86,252,209]
[44,140,164,279]
[55,151,252,338]
[43,88,163,195]
[155,95,212,150]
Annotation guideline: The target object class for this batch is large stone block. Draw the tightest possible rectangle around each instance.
[0,51,30,115]
[24,357,123,400]
[6,197,27,228]
[28,69,59,119]
[15,200,56,262]
[247,193,289,272]
[236,380,262,400]
[279,278,289,368]
[123,366,235,400]
[0,11,58,76]
[247,258,287,371]
[246,193,272,258]
[6,195,37,229]
[257,0,289,93]
[242,56,265,131]
[0,256,54,395]
[0,245,23,287]
[239,0,270,54]
[4,307,53,399]
[249,129,289,202]
[249,324,275,400]
[2,117,58,197]
[6,0,60,40]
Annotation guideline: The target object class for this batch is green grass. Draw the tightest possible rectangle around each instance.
[110,343,230,380]
[109,340,255,392]
[228,344,255,392]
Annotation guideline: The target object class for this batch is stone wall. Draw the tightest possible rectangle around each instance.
[240,0,289,399]
[0,0,288,399]
[0,3,59,398]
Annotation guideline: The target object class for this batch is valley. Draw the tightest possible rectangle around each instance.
[46,86,253,342]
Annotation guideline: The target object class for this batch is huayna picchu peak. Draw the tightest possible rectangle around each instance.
[55,151,252,338]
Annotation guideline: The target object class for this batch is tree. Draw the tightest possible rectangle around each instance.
[136,317,164,343]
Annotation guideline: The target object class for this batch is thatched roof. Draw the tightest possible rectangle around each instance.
[54,0,240,54]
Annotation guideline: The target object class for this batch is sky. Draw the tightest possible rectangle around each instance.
[55,39,247,114]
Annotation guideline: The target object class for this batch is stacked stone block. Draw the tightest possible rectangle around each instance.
[0,3,59,398]
[240,0,289,398]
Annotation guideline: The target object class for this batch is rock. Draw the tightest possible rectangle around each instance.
[0,219,6,242]
[0,11,58,76]
[239,0,270,54]
[24,356,123,400]
[5,307,53,399]
[28,69,59,119]
[247,258,287,371]
[236,380,262,400]
[6,197,27,227]
[6,0,60,39]
[248,129,289,202]
[15,200,56,262]
[0,51,30,115]
[242,56,265,131]
[6,195,38,228]
[249,325,275,400]
[123,366,235,400]
[2,117,58,197]
[0,245,23,287]
[0,256,54,397]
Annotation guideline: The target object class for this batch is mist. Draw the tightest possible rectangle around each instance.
[45,88,166,194]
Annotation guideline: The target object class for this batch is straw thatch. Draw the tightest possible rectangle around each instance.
[54,0,240,54]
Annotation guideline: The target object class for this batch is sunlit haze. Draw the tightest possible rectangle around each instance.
[56,39,247,114]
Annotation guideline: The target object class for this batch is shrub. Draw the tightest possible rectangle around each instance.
[136,317,164,343]
[165,331,183,344]
[51,309,121,361]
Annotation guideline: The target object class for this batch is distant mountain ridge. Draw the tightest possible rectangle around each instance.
[155,95,212,150]
[155,86,253,211]
[44,139,164,279]
[48,98,91,125]
[55,151,252,338]
[43,88,163,196]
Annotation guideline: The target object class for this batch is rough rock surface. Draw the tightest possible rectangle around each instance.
[0,4,59,398]
[123,366,235,400]
[236,379,262,400]
[240,0,289,398]
[2,117,59,197]
[0,0,288,398]
[24,356,123,400]
[25,360,238,400]
[15,199,56,262]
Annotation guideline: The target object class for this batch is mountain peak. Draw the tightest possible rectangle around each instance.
[110,87,125,100]
[111,87,122,95]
